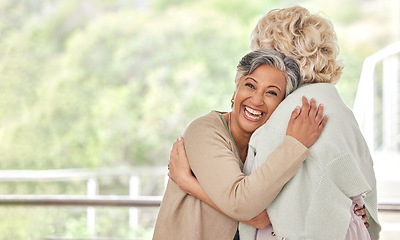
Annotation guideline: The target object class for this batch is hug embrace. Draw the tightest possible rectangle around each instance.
[153,6,381,240]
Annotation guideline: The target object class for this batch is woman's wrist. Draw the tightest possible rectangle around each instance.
[177,171,197,194]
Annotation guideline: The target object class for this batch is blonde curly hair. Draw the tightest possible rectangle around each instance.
[250,6,344,84]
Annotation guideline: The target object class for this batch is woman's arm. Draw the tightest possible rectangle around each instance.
[171,97,326,221]
[169,136,369,227]
[168,136,271,229]
[169,97,326,221]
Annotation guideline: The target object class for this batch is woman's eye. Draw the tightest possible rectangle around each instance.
[245,83,255,89]
[267,91,278,96]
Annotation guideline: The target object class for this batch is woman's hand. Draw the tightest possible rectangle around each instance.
[168,135,272,229]
[286,96,328,148]
[168,135,197,193]
[354,204,369,228]
[168,135,226,216]
[241,210,271,229]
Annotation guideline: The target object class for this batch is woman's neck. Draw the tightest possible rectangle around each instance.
[232,130,250,163]
[225,112,251,163]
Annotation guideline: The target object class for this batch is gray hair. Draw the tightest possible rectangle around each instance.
[235,49,301,97]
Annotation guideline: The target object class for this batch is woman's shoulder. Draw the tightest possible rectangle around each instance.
[183,111,234,156]
[185,111,225,134]
[286,83,331,98]
[281,83,348,112]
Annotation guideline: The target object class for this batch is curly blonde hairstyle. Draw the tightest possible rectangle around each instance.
[250,6,344,84]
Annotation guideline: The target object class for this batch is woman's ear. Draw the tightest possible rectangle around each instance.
[231,91,237,108]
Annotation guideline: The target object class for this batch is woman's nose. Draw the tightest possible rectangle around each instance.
[250,92,264,106]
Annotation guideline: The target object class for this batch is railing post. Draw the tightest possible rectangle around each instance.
[129,176,139,230]
[87,178,98,236]
[354,56,376,151]
[382,54,399,151]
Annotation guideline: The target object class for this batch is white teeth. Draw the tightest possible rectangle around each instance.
[245,111,261,120]
[245,107,263,120]
[245,107,262,116]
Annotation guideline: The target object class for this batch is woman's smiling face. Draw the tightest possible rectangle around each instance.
[231,64,287,136]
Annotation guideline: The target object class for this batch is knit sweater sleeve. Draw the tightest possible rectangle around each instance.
[183,112,310,221]
[239,84,381,239]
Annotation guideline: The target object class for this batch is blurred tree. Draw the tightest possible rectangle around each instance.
[1,0,398,170]
[0,1,249,169]
[0,0,397,170]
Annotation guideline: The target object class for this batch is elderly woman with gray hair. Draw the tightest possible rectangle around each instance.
[153,48,328,240]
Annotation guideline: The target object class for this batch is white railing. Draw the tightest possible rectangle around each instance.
[0,167,168,181]
[0,167,168,236]
[352,41,400,237]
[0,168,398,211]
[353,41,400,152]
[0,194,162,206]
[0,166,399,240]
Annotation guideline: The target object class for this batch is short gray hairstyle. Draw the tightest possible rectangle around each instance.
[235,49,301,97]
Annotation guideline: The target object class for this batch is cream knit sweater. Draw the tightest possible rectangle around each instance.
[239,83,381,240]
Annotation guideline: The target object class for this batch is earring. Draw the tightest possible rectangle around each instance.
[231,99,234,103]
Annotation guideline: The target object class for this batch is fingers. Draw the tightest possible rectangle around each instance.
[365,222,370,228]
[176,135,185,157]
[290,106,301,123]
[169,141,178,164]
[315,103,324,124]
[169,135,190,176]
[300,96,328,130]
[354,205,366,216]
[309,98,317,117]
[286,96,328,148]
[362,214,369,228]
[168,169,177,183]
[168,139,181,183]
[318,115,328,131]
[169,138,181,169]
[354,204,369,228]
[301,96,310,114]
[170,135,184,160]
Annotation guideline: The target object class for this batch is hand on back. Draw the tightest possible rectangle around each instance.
[168,136,195,192]
[286,96,328,148]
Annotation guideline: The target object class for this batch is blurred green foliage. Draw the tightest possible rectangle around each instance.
[0,206,157,239]
[0,0,250,169]
[0,0,395,170]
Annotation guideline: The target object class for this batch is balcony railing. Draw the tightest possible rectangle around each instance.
[0,167,398,210]
[0,195,162,207]
[0,165,399,240]
[0,167,167,238]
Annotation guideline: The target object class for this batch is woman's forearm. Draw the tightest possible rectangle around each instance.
[184,176,221,211]
[171,133,309,220]
[182,176,270,228]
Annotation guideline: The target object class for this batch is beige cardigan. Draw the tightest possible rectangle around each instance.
[153,111,310,240]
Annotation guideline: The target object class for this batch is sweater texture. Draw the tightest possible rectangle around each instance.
[239,83,381,240]
[153,111,310,240]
